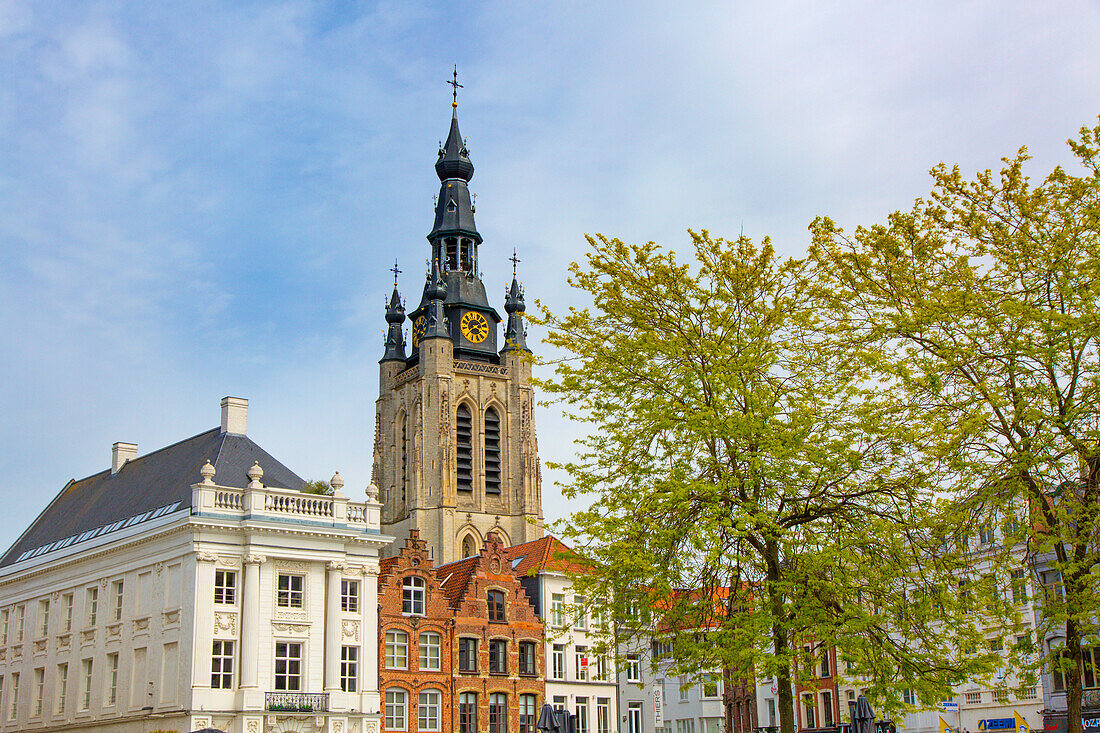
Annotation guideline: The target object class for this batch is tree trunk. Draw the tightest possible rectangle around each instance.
[1064,598,1084,733]
[767,539,797,733]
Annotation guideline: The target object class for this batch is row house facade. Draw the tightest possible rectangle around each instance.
[378,530,545,733]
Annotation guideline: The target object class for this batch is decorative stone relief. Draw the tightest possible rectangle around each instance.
[133,617,150,633]
[273,609,309,622]
[57,633,72,650]
[217,555,240,567]
[245,554,266,565]
[327,560,347,572]
[192,716,212,729]
[196,551,219,563]
[275,560,309,571]
[33,638,47,653]
[80,629,95,645]
[365,719,379,733]
[332,721,344,733]
[214,612,238,635]
[106,622,121,639]
[246,719,260,733]
[156,562,164,575]
[271,621,310,634]
[0,649,5,661]
[341,619,360,641]
[162,609,180,626]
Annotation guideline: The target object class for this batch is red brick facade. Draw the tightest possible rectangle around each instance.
[379,531,545,733]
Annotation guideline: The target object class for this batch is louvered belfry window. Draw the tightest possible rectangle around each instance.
[456,405,473,491]
[485,407,501,494]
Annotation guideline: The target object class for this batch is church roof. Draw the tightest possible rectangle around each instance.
[0,427,304,568]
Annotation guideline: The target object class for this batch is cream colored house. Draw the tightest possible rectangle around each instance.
[0,397,390,733]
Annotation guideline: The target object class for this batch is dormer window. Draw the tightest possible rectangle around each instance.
[402,577,425,615]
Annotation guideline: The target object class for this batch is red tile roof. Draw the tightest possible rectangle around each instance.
[503,534,587,576]
[434,555,481,607]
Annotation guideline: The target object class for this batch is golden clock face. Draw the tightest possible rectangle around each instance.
[460,311,490,344]
[412,317,426,347]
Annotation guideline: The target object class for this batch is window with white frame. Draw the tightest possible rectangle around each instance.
[702,673,721,698]
[419,631,441,670]
[80,659,92,710]
[626,654,640,683]
[211,640,234,689]
[521,694,539,733]
[822,690,834,726]
[385,688,407,731]
[55,663,67,714]
[676,720,696,733]
[14,604,24,642]
[1011,569,1028,603]
[574,595,587,629]
[551,593,564,627]
[552,644,566,679]
[274,642,302,691]
[111,580,124,621]
[276,574,304,608]
[33,667,44,717]
[86,588,98,626]
[803,693,815,727]
[679,676,690,701]
[402,576,425,615]
[419,689,442,731]
[576,645,589,681]
[37,600,49,637]
[0,609,7,644]
[385,630,408,669]
[593,655,608,681]
[903,688,917,705]
[214,570,236,604]
[597,698,611,733]
[979,524,995,544]
[701,719,722,733]
[341,646,358,692]
[341,579,360,613]
[576,697,589,733]
[105,653,119,705]
[9,671,19,720]
[62,593,73,632]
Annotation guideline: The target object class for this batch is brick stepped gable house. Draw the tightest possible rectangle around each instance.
[0,396,390,733]
[378,530,544,733]
[505,535,619,733]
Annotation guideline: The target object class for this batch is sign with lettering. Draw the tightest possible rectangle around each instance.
[979,719,1016,731]
[654,687,664,727]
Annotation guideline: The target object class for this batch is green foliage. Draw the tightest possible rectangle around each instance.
[536,232,1004,732]
[301,479,333,496]
[811,117,1100,733]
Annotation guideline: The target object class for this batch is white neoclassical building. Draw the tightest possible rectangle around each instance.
[0,396,391,733]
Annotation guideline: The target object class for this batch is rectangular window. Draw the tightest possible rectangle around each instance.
[459,637,478,672]
[552,644,566,679]
[803,693,815,728]
[768,698,776,726]
[1011,569,1028,603]
[106,652,119,705]
[820,649,830,677]
[14,605,24,642]
[86,588,98,626]
[576,645,589,681]
[274,642,302,691]
[551,593,564,627]
[211,640,234,689]
[677,720,696,733]
[460,692,478,733]
[574,595,588,629]
[597,698,611,733]
[520,694,538,733]
[33,667,44,717]
[62,593,73,632]
[420,690,442,731]
[385,630,408,669]
[653,640,673,660]
[37,600,49,638]
[490,692,508,733]
[0,608,7,644]
[488,589,506,622]
[626,653,641,683]
[402,577,425,615]
[340,646,358,692]
[989,637,1004,653]
[576,697,589,733]
[419,631,441,670]
[679,676,690,701]
[56,664,68,714]
[276,574,304,608]
[9,671,19,720]
[594,655,608,681]
[80,659,93,710]
[386,689,407,731]
[979,524,995,544]
[702,673,721,698]
[214,570,236,604]
[489,639,507,674]
[341,579,359,612]
[628,702,643,733]
[518,640,537,675]
[112,580,124,621]
[822,690,834,727]
[903,688,917,705]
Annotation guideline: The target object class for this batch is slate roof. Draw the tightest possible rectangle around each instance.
[0,427,304,568]
[504,535,585,576]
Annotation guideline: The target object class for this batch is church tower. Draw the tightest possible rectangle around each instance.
[372,96,544,564]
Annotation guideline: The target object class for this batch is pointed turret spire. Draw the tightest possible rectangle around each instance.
[382,261,407,362]
[423,257,450,340]
[502,250,530,353]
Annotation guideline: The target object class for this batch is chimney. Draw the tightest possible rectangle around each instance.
[112,442,137,474]
[220,396,248,435]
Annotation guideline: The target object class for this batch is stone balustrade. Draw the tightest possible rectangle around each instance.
[192,481,381,531]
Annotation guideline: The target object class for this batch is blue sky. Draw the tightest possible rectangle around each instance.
[1,0,1099,545]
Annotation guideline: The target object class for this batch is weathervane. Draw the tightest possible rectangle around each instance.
[447,63,463,108]
[390,259,402,287]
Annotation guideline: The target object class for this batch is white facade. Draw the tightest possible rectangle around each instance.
[618,642,725,733]
[0,398,391,733]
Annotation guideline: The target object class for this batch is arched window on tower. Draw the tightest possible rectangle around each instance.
[460,239,473,273]
[462,535,476,559]
[456,405,473,492]
[484,407,501,494]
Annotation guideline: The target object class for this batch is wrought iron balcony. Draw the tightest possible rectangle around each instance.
[265,692,329,713]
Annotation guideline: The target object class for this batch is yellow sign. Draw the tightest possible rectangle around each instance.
[1015,711,1030,733]
[941,716,956,733]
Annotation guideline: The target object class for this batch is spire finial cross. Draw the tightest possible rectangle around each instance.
[447,64,463,109]
[510,248,521,276]
[390,259,402,286]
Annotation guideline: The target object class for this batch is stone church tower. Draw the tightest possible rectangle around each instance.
[371,102,544,564]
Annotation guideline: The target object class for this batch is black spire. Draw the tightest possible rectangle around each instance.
[501,252,529,353]
[422,258,450,340]
[382,261,406,362]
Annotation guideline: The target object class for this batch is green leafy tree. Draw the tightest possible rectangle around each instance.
[301,479,333,496]
[811,119,1100,733]
[536,232,1002,731]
